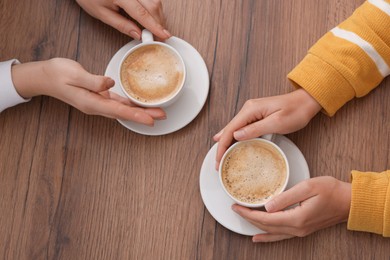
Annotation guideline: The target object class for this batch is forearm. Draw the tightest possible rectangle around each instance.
[288,0,390,116]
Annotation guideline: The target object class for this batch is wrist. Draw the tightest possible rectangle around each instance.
[12,61,46,98]
[294,88,322,118]
[338,181,352,222]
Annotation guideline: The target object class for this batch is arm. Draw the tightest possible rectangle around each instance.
[215,0,390,165]
[288,0,390,116]
[215,0,390,240]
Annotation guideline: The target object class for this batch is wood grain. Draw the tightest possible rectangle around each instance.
[1,0,389,259]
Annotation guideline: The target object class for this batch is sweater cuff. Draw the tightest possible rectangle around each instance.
[0,59,30,112]
[287,53,355,116]
[347,170,390,236]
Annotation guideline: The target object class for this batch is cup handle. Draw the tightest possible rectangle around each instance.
[261,134,275,142]
[142,29,154,43]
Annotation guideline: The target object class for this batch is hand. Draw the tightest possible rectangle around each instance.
[214,89,322,169]
[12,58,166,126]
[232,176,351,242]
[76,0,171,40]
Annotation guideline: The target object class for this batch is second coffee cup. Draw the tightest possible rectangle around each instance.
[119,30,186,107]
[219,137,290,208]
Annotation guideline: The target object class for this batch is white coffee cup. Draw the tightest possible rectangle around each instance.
[118,29,186,107]
[218,135,290,208]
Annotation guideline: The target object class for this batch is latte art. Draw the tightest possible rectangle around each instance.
[120,44,184,104]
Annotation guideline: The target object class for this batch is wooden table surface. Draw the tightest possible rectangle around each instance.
[1,0,389,259]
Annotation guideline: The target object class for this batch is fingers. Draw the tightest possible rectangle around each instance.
[213,128,224,141]
[232,204,306,237]
[265,179,316,213]
[215,100,264,168]
[232,203,311,229]
[215,138,233,170]
[60,86,165,125]
[139,0,167,27]
[119,0,171,40]
[78,91,157,125]
[142,107,166,120]
[101,90,167,120]
[252,233,295,243]
[88,95,166,124]
[100,90,133,105]
[98,8,142,39]
[232,115,279,141]
[231,204,288,227]
[68,70,166,124]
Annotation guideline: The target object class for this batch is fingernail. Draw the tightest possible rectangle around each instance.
[107,78,115,87]
[130,30,141,40]
[214,129,223,138]
[265,200,274,212]
[163,29,172,38]
[234,130,245,139]
[231,204,238,212]
[253,237,261,243]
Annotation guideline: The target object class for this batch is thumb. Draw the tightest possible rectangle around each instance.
[265,179,315,212]
[74,72,115,93]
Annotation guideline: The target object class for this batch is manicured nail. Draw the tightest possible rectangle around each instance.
[130,30,141,40]
[107,78,115,87]
[252,237,261,243]
[163,29,172,38]
[234,130,245,139]
[265,200,274,212]
[214,129,223,138]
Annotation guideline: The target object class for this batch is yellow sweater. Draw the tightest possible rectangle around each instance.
[287,0,390,236]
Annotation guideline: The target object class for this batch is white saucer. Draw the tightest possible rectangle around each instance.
[199,135,310,236]
[105,37,210,135]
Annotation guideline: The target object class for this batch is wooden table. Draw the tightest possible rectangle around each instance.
[1,0,389,259]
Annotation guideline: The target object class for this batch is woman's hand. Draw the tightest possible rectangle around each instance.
[76,0,171,40]
[12,58,166,126]
[214,89,322,169]
[232,176,351,242]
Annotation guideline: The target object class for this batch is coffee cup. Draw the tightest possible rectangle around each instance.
[118,29,186,107]
[218,136,290,208]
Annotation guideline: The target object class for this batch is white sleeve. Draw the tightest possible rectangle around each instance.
[0,59,31,113]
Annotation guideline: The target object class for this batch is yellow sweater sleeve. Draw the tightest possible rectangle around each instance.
[348,170,390,236]
[288,0,390,116]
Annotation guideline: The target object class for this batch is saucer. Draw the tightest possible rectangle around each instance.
[199,135,310,236]
[104,37,210,135]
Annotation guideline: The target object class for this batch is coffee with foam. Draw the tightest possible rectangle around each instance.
[221,140,287,205]
[120,44,184,104]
